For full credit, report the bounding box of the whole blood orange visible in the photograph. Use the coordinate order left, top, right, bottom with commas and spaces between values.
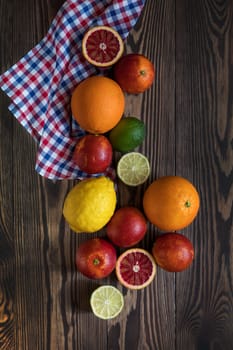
76, 238, 117, 279
82, 26, 124, 67
106, 206, 147, 248
143, 176, 200, 231
73, 134, 113, 174
152, 232, 194, 272
71, 76, 125, 134
113, 53, 155, 94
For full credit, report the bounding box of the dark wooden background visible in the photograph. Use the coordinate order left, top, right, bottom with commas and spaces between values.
0, 0, 233, 349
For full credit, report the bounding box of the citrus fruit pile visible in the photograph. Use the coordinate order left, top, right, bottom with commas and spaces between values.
61, 26, 200, 320
69, 26, 155, 182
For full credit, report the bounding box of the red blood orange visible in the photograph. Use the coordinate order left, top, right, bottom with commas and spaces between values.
115, 248, 156, 290
113, 53, 155, 94
76, 238, 117, 279
82, 26, 124, 67
106, 207, 147, 248
152, 233, 194, 272
73, 134, 113, 174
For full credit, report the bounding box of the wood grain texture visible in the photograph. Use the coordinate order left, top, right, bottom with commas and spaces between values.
175, 1, 233, 350
0, 0, 232, 349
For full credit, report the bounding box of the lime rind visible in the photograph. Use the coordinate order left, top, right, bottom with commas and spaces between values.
117, 152, 150, 186
90, 285, 124, 320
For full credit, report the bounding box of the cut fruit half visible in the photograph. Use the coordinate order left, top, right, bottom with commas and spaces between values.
117, 152, 150, 186
116, 248, 156, 290
82, 26, 124, 67
90, 285, 124, 320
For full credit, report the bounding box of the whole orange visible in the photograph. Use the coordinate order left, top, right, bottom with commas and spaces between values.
113, 54, 155, 94
71, 76, 125, 134
143, 176, 200, 231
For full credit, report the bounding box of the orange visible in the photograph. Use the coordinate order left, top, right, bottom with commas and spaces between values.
143, 176, 200, 231
71, 76, 125, 134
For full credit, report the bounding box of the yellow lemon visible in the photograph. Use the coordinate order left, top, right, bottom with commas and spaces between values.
63, 177, 117, 233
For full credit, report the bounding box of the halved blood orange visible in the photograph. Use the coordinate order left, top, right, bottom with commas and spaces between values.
82, 26, 124, 67
115, 248, 156, 290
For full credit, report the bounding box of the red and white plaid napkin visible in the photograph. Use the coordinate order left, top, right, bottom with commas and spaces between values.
0, 0, 145, 179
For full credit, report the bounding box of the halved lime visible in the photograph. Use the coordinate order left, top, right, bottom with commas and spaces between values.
117, 152, 150, 186
90, 285, 124, 320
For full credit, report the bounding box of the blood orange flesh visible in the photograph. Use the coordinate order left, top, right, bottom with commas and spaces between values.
116, 248, 156, 290
82, 26, 124, 67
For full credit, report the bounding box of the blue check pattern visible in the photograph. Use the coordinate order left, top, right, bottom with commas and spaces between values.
0, 0, 145, 179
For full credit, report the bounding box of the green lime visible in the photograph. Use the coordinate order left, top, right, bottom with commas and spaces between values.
109, 116, 145, 153
117, 152, 150, 186
90, 285, 124, 320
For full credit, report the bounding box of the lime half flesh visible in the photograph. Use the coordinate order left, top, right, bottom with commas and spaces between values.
90, 285, 124, 320
117, 152, 150, 186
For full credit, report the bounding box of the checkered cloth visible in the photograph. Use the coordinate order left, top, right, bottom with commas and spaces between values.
0, 0, 145, 179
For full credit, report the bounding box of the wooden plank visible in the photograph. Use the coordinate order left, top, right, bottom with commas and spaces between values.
10, 1, 51, 349
0, 1, 68, 349
0, 0, 16, 348
175, 1, 233, 349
